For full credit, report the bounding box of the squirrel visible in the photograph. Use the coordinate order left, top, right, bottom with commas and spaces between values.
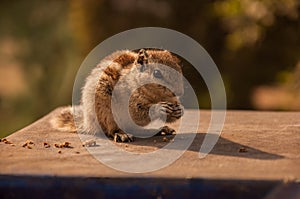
51, 49, 184, 142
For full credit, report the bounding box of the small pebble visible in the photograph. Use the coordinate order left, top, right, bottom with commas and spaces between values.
163, 137, 168, 142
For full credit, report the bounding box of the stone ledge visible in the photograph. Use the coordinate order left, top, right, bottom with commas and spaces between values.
0, 108, 299, 198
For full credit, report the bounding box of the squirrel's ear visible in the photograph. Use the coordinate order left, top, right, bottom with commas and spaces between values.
135, 49, 149, 72
136, 49, 148, 65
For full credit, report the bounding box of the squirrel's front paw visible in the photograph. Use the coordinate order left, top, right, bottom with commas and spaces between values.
159, 102, 184, 120
113, 131, 134, 142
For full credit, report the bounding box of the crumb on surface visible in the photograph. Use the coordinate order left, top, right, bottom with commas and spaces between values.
22, 140, 34, 148
54, 142, 72, 148
1, 138, 13, 144
43, 142, 51, 148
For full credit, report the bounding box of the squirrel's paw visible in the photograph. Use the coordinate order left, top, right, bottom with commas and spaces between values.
113, 131, 134, 142
156, 126, 176, 136
159, 102, 184, 119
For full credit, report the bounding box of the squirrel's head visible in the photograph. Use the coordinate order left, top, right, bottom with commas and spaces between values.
132, 48, 184, 99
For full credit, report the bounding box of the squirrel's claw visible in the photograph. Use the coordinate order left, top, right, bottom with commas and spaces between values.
156, 126, 176, 136
159, 102, 184, 119
114, 132, 134, 142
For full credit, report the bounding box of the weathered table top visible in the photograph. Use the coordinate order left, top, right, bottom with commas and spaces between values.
1, 108, 299, 181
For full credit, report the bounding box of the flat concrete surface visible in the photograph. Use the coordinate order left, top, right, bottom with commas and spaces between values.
0, 108, 300, 181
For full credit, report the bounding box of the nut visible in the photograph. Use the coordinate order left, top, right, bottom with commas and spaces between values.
82, 139, 96, 147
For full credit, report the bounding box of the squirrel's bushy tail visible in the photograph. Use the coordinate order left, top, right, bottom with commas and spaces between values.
50, 106, 83, 133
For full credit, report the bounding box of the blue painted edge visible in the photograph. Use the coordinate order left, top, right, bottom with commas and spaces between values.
0, 175, 281, 199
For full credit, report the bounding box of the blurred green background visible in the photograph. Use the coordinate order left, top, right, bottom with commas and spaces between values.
1, 0, 300, 137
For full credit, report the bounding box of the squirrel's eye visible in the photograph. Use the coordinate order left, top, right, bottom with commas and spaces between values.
153, 69, 163, 79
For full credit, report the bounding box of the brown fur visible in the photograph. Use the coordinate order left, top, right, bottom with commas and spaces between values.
114, 53, 136, 69
51, 49, 184, 142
